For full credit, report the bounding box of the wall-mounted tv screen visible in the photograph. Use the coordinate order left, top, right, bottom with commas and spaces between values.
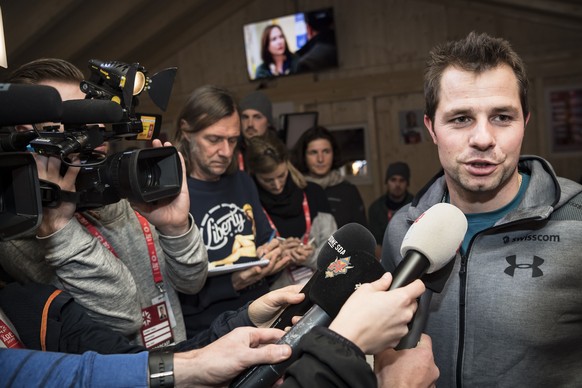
243, 8, 337, 81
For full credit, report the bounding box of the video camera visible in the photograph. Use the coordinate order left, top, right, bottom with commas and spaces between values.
0, 152, 41, 240
0, 60, 181, 213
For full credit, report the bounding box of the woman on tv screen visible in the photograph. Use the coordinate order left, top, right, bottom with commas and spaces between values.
255, 24, 298, 79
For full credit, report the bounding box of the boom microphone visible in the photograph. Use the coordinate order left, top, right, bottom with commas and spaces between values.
269, 223, 377, 330
231, 249, 385, 388
0, 83, 63, 126
390, 202, 467, 349
0, 131, 38, 152
61, 99, 124, 125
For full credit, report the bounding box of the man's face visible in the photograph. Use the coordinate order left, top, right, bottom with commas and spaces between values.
241, 108, 269, 140
425, 64, 528, 207
187, 111, 240, 181
386, 175, 408, 201
305, 138, 333, 177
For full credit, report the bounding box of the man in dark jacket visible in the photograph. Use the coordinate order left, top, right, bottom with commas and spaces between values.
368, 162, 413, 258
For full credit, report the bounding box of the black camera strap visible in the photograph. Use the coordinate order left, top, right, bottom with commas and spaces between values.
39, 180, 81, 208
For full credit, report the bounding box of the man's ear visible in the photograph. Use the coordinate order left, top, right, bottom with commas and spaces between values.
424, 115, 437, 144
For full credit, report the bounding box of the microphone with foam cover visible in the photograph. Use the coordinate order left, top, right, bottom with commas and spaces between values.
0, 83, 63, 126
0, 131, 38, 152
231, 249, 385, 388
269, 222, 377, 330
390, 202, 467, 349
61, 99, 124, 125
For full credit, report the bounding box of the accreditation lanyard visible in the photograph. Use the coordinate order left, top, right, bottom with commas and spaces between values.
75, 211, 165, 292
264, 192, 311, 244
0, 318, 25, 349
237, 151, 245, 171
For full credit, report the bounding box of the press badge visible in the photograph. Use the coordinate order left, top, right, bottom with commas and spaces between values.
140, 301, 174, 349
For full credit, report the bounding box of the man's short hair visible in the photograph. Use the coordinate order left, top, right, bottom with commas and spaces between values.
424, 31, 529, 124
7, 58, 84, 84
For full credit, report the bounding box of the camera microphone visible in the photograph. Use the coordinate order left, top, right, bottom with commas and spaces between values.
0, 131, 38, 152
61, 99, 124, 125
0, 83, 63, 126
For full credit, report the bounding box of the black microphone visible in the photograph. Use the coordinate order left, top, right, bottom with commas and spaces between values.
0, 131, 38, 152
0, 83, 63, 126
389, 203, 467, 349
269, 222, 377, 330
61, 99, 124, 125
231, 248, 385, 388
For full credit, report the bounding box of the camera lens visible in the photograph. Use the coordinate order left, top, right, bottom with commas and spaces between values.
138, 160, 161, 190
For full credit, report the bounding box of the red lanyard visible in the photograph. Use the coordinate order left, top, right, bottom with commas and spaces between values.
238, 151, 245, 171
264, 192, 311, 244
75, 211, 165, 292
75, 213, 120, 257
0, 318, 25, 349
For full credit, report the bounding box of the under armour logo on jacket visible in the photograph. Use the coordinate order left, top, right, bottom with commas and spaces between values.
504, 255, 544, 277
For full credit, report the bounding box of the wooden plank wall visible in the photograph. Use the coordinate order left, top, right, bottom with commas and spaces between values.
140, 0, 582, 209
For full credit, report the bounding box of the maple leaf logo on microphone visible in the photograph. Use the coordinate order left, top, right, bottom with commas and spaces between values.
325, 256, 354, 278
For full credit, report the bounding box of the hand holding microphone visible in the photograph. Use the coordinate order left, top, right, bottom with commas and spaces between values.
329, 272, 425, 355
231, 230, 385, 388
390, 202, 468, 349
269, 223, 377, 331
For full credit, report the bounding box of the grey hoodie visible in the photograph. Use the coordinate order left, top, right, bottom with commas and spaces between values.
382, 156, 582, 387
0, 199, 207, 345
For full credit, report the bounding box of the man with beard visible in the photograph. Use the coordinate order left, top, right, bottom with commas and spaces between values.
237, 90, 278, 171
368, 162, 413, 258
382, 32, 582, 386
173, 85, 290, 337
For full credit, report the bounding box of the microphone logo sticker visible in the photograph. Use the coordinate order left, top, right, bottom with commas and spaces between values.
325, 256, 354, 278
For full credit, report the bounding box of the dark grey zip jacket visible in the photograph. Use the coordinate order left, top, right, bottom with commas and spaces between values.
382, 156, 582, 388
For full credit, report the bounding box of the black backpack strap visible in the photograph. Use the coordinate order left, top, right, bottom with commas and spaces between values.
0, 282, 73, 351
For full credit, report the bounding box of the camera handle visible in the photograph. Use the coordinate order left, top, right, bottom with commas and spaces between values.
39, 179, 81, 208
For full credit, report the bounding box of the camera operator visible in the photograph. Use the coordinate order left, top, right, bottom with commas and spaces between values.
0, 58, 207, 347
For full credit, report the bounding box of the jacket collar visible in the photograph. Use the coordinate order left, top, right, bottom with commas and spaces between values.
408, 156, 564, 225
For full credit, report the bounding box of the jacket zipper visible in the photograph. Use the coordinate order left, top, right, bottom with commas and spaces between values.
454, 217, 539, 388
456, 252, 468, 388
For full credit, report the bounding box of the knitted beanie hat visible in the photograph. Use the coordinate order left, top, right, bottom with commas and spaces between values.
239, 91, 274, 126
385, 162, 410, 182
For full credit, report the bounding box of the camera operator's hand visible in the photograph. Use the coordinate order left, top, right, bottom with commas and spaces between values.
34, 154, 80, 237
173, 327, 291, 386
130, 139, 191, 236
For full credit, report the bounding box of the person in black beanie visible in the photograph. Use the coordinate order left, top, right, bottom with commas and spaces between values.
368, 162, 413, 258
237, 90, 279, 171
